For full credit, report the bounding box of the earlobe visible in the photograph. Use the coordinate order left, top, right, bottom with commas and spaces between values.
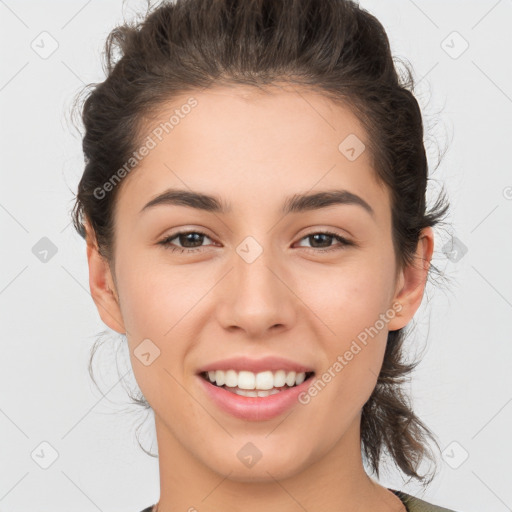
387, 227, 434, 332
84, 221, 126, 334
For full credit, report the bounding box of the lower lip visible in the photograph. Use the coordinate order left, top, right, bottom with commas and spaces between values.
197, 374, 314, 421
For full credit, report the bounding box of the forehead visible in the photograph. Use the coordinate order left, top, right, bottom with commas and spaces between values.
116, 83, 390, 222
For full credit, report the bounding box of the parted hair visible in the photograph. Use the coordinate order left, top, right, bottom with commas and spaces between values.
71, 0, 450, 483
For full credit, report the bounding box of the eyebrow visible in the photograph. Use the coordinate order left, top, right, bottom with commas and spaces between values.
139, 188, 375, 218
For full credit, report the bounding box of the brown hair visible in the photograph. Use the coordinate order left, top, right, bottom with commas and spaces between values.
71, 0, 450, 484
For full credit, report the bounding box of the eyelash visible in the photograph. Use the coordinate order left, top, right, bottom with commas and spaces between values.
157, 230, 354, 254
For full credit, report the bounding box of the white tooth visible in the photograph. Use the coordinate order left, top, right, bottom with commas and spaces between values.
295, 372, 306, 385
225, 386, 282, 397
255, 371, 274, 390
285, 371, 296, 386
225, 369, 238, 387
273, 370, 286, 387
215, 370, 225, 386
238, 370, 256, 390
207, 369, 309, 389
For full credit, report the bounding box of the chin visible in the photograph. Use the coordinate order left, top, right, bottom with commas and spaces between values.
203, 444, 312, 483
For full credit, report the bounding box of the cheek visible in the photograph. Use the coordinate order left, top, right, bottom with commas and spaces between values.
115, 252, 193, 337
114, 260, 198, 412
298, 253, 396, 339
113, 253, 194, 380
297, 253, 394, 402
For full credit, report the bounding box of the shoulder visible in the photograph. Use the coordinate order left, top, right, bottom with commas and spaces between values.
394, 490, 461, 512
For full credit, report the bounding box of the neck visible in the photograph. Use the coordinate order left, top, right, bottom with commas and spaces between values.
152, 413, 403, 512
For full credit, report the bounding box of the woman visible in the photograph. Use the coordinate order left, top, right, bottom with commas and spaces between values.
71, 0, 458, 510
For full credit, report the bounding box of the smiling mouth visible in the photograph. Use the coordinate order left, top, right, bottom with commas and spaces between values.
199, 370, 316, 397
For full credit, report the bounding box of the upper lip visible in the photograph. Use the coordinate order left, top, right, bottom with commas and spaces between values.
196, 356, 315, 374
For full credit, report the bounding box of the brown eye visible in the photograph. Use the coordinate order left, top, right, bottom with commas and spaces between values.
158, 231, 213, 253
295, 231, 354, 253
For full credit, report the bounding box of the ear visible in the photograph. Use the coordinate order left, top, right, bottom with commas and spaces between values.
387, 226, 435, 331
84, 220, 126, 334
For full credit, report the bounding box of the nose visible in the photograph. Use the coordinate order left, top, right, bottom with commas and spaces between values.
215, 244, 298, 339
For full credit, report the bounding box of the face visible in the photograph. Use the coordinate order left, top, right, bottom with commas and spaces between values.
87, 83, 431, 484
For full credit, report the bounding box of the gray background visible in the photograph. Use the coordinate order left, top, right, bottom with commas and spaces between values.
1, 0, 511, 510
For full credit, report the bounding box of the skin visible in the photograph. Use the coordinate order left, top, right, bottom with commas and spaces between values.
85, 83, 434, 512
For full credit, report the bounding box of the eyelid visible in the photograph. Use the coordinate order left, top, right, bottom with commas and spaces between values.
158, 229, 214, 247
157, 227, 354, 254
293, 230, 354, 252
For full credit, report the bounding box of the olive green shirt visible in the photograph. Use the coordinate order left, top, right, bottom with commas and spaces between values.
391, 489, 459, 511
